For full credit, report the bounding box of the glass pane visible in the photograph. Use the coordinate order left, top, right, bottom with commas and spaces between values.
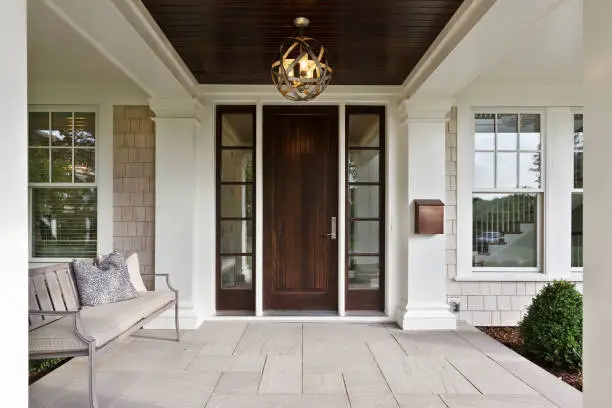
571, 193, 583, 268
31, 188, 97, 258
74, 112, 95, 146
497, 114, 518, 133
519, 132, 540, 151
51, 149, 72, 182
349, 186, 379, 218
348, 150, 379, 182
221, 255, 253, 289
51, 112, 73, 146
474, 152, 494, 189
29, 148, 49, 182
519, 152, 541, 189
472, 193, 538, 268
220, 220, 253, 253
574, 151, 583, 189
574, 114, 584, 150
496, 152, 517, 188
29, 112, 50, 146
497, 132, 517, 151
349, 220, 379, 254
220, 185, 253, 218
348, 114, 379, 147
221, 113, 253, 146
221, 150, 253, 182
520, 114, 541, 133
348, 256, 380, 290
74, 149, 95, 183
475, 133, 495, 151
475, 113, 495, 133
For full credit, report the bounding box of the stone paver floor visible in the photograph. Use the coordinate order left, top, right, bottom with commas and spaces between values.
29, 322, 582, 408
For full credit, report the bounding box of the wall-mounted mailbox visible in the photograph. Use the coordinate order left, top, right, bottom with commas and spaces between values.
414, 199, 445, 234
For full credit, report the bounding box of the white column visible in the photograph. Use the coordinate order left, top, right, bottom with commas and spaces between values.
544, 108, 573, 279
396, 100, 456, 330
584, 1, 612, 406
148, 98, 204, 329
0, 0, 27, 404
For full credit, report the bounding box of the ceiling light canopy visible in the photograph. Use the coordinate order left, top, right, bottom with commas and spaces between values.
271, 17, 332, 101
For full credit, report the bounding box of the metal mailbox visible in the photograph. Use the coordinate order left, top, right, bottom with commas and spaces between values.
414, 199, 445, 234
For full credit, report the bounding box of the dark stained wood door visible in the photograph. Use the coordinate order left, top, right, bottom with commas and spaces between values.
263, 106, 338, 310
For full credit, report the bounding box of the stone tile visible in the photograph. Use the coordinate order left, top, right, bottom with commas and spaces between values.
207, 394, 350, 408
455, 325, 525, 362
214, 372, 261, 394
440, 395, 557, 408
349, 393, 399, 408
369, 342, 478, 395
44, 371, 140, 408
234, 323, 302, 356
108, 371, 220, 408
395, 394, 448, 408
98, 339, 200, 372
258, 355, 302, 394
392, 331, 478, 358
187, 354, 266, 373
301, 394, 351, 408
445, 352, 536, 395
181, 321, 248, 354
343, 370, 392, 397
497, 361, 583, 408
303, 369, 346, 394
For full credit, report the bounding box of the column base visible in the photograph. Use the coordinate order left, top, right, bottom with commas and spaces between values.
396, 303, 457, 331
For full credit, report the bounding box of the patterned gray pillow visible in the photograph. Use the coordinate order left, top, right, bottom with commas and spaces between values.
72, 251, 138, 306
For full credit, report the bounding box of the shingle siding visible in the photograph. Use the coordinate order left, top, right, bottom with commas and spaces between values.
113, 106, 156, 290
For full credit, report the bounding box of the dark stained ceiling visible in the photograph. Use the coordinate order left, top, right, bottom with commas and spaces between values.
141, 0, 464, 85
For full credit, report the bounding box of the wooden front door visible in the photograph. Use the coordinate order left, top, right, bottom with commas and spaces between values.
263, 106, 339, 310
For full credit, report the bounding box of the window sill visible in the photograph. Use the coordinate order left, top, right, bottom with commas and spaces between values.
455, 272, 583, 282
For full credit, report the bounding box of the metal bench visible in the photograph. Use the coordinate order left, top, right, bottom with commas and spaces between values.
28, 263, 179, 408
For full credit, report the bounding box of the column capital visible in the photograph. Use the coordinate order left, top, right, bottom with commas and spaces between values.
148, 98, 206, 125
398, 98, 452, 124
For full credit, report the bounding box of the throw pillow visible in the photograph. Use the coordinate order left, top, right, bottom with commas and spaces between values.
98, 251, 147, 292
73, 251, 138, 306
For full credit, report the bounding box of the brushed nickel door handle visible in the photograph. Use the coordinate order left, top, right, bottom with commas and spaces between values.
324, 217, 337, 240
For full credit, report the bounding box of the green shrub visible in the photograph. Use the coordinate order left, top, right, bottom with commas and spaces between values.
519, 281, 582, 371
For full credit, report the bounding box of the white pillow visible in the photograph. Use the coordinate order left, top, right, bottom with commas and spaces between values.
126, 253, 147, 292
98, 252, 147, 292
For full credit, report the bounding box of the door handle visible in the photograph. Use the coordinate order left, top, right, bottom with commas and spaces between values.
324, 216, 337, 240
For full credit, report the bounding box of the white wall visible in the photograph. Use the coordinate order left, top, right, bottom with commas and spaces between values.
0, 1, 28, 404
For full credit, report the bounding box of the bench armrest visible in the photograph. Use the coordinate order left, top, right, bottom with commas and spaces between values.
140, 273, 178, 293
29, 309, 95, 344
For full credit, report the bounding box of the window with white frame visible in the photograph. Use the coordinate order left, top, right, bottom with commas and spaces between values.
572, 113, 583, 269
28, 109, 97, 259
472, 112, 542, 270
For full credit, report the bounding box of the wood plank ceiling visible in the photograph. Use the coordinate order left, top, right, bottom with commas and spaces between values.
141, 0, 464, 85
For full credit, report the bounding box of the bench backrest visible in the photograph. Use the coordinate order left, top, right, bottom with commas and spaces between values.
29, 263, 80, 329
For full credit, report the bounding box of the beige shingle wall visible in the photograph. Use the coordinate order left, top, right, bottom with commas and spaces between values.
113, 106, 156, 290
444, 107, 583, 326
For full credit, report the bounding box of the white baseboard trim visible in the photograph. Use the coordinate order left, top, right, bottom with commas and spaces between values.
396, 303, 457, 330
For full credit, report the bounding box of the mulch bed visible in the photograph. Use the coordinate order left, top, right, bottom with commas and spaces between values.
477, 326, 582, 391
29, 358, 71, 385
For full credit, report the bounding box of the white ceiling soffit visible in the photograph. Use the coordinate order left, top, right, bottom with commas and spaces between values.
41, 0, 197, 99
28, 0, 128, 82
476, 0, 582, 86
407, 0, 565, 101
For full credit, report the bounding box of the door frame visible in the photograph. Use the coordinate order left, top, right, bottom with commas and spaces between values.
214, 101, 388, 316
261, 105, 340, 311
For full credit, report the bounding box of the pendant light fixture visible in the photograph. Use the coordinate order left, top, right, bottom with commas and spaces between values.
271, 17, 332, 101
